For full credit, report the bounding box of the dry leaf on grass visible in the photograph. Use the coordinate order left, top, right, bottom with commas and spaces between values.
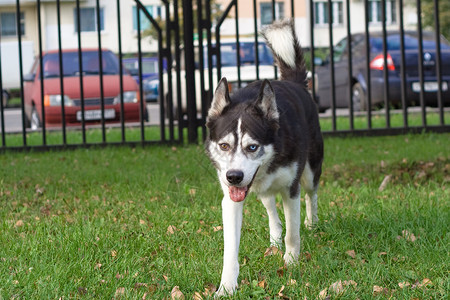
373, 285, 389, 296
258, 279, 267, 288
329, 280, 344, 294
401, 229, 417, 242
202, 284, 216, 297
264, 246, 283, 257
398, 281, 410, 289
213, 226, 222, 232
193, 291, 203, 300
171, 286, 185, 300
346, 250, 356, 259
114, 287, 125, 298
14, 220, 24, 228
318, 288, 328, 299
167, 225, 178, 235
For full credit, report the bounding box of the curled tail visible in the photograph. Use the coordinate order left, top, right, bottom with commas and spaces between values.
261, 19, 307, 86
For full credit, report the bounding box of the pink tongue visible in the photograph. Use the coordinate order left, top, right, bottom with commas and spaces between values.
229, 186, 248, 202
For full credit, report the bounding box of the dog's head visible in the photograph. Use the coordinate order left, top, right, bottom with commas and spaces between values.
205, 78, 279, 202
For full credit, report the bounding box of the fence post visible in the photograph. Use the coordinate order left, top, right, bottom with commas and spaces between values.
182, 0, 198, 143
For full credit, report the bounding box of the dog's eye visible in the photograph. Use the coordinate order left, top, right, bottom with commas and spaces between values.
246, 144, 259, 152
219, 143, 231, 151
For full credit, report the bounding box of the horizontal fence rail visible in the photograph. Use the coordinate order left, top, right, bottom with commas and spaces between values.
0, 0, 448, 152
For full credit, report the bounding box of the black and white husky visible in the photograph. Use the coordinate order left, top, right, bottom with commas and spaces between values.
205, 19, 324, 296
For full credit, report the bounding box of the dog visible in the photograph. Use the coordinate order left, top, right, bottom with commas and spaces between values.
205, 19, 324, 296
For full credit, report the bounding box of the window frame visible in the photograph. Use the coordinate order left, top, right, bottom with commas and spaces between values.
368, 0, 397, 25
314, 0, 344, 27
0, 11, 25, 37
260, 2, 285, 26
74, 7, 105, 33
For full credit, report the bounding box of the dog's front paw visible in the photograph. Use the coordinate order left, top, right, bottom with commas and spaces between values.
214, 282, 237, 298
283, 252, 299, 265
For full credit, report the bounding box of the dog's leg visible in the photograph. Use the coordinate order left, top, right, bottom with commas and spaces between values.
216, 197, 244, 296
304, 186, 318, 229
261, 196, 283, 247
281, 189, 301, 264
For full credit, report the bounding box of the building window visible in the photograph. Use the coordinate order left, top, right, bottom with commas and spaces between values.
1, 12, 25, 37
74, 7, 104, 32
133, 5, 164, 31
369, 0, 396, 24
260, 2, 285, 26
314, 1, 343, 26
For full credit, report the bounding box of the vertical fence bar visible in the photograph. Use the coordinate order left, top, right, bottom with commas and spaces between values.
364, 0, 372, 129
164, 0, 174, 142
174, 0, 183, 143
0, 19, 5, 147
309, 0, 316, 107
271, 0, 278, 80
327, 0, 336, 131
183, 0, 198, 143
253, 0, 260, 80
16, 0, 26, 146
215, 1, 237, 81
76, 0, 86, 145
381, 0, 390, 128
345, 0, 353, 130
291, 0, 294, 18
432, 0, 444, 125
235, 1, 241, 88
398, 0, 408, 128
95, 0, 106, 143
136, 1, 166, 142
205, 0, 214, 124
37, 0, 46, 145
136, 7, 145, 144
56, 0, 67, 145
197, 0, 207, 140
116, 0, 125, 143
416, 0, 426, 126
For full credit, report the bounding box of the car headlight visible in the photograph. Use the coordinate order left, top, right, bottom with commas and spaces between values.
113, 91, 139, 104
44, 94, 74, 107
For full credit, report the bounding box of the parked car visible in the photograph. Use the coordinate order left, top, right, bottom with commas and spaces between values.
23, 49, 147, 130
2, 89, 9, 108
314, 31, 450, 111
122, 57, 163, 102
156, 39, 277, 117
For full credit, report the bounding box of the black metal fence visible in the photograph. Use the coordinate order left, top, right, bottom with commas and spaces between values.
0, 0, 448, 152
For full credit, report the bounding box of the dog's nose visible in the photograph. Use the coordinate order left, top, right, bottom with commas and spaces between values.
226, 170, 244, 185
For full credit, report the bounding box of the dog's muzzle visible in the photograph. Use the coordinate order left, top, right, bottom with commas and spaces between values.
225, 168, 259, 202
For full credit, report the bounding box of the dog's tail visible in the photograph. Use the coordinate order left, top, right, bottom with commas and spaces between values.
261, 19, 307, 86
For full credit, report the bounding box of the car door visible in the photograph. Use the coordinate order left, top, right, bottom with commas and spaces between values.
332, 37, 351, 107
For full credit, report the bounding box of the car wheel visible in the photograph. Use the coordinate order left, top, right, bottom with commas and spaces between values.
352, 83, 367, 111
30, 107, 41, 130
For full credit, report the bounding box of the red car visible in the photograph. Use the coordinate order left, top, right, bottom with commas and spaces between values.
23, 49, 146, 129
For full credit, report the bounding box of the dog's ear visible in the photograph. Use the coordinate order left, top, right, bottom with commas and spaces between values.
256, 80, 279, 121
207, 77, 230, 124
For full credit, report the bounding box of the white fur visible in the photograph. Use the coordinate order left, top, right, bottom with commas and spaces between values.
264, 28, 296, 68
301, 163, 318, 228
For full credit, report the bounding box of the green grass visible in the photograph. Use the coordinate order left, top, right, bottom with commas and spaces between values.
0, 133, 449, 298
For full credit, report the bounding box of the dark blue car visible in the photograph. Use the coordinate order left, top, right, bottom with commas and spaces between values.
314, 31, 450, 111
123, 57, 162, 102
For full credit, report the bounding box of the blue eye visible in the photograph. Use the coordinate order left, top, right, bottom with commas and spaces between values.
246, 144, 259, 152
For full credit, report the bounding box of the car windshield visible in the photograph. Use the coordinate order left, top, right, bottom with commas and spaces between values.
41, 50, 120, 78
370, 34, 450, 51
205, 42, 274, 67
